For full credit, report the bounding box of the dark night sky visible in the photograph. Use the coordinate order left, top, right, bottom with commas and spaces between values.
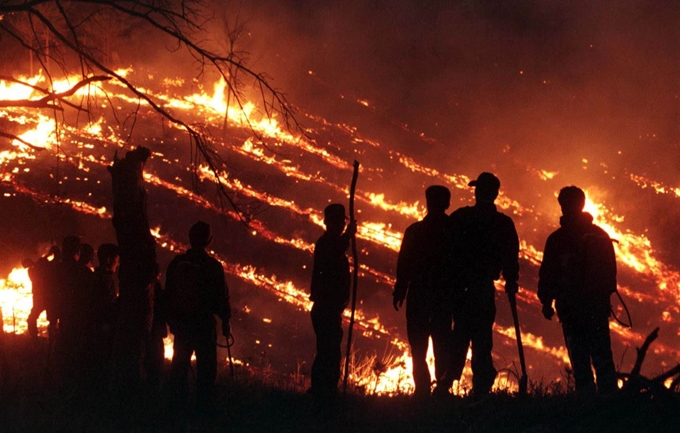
225, 0, 680, 253
236, 0, 679, 150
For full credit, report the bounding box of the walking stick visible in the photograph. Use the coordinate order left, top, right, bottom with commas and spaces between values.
217, 333, 236, 379
342, 160, 360, 395
508, 291, 528, 395
226, 333, 235, 380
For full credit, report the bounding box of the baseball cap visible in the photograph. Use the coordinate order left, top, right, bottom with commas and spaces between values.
468, 172, 501, 191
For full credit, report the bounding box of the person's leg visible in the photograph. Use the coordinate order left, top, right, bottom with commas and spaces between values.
449, 317, 471, 386
168, 332, 195, 405
27, 305, 43, 338
589, 315, 617, 394
195, 331, 217, 408
470, 303, 496, 394
431, 309, 453, 390
326, 310, 344, 393
407, 301, 432, 396
562, 320, 596, 394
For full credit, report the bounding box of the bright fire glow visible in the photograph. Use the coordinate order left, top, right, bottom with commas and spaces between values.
1, 69, 679, 395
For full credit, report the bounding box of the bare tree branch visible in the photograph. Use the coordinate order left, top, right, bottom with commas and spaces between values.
0, 74, 110, 108
0, 0, 304, 223
0, 131, 48, 151
652, 364, 680, 383
631, 327, 659, 377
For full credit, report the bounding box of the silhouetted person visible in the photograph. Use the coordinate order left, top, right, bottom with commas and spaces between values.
79, 243, 95, 270
146, 267, 168, 394
538, 186, 618, 395
393, 185, 454, 397
23, 257, 38, 335
309, 203, 356, 399
53, 235, 94, 387
90, 243, 120, 386
166, 221, 231, 410
25, 245, 61, 339
92, 243, 120, 343
448, 172, 519, 395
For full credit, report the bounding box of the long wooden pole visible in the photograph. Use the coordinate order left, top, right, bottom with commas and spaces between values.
508, 292, 528, 395
342, 160, 360, 395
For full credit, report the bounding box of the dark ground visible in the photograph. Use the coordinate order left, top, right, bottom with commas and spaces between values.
1, 335, 679, 433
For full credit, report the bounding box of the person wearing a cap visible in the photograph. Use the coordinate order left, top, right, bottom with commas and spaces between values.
447, 172, 520, 395
165, 220, 231, 411
309, 203, 357, 399
393, 185, 454, 398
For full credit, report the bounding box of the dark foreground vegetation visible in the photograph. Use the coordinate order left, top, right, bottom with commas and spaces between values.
1, 335, 678, 433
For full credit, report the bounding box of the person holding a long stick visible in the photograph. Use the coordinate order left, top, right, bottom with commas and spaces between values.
448, 173, 520, 396
309, 203, 356, 400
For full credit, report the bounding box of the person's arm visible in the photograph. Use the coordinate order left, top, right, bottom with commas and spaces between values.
214, 260, 232, 337
393, 225, 415, 311
341, 220, 357, 249
594, 227, 617, 295
501, 217, 520, 295
537, 235, 558, 319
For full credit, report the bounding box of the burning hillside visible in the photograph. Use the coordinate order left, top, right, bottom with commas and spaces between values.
1, 65, 679, 394
1, 0, 679, 396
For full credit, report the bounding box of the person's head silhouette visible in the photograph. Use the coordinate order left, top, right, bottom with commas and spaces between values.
469, 172, 500, 203
323, 203, 347, 236
425, 185, 451, 214
189, 221, 213, 249
557, 186, 586, 218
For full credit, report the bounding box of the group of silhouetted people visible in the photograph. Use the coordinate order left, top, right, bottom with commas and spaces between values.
309, 172, 618, 400
23, 221, 231, 412
24, 237, 122, 390
393, 172, 521, 397
23, 173, 617, 412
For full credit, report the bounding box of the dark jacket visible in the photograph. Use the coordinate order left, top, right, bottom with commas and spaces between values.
393, 212, 452, 304
310, 231, 351, 310
28, 257, 51, 307
448, 202, 520, 293
54, 258, 94, 330
538, 212, 616, 321
165, 248, 231, 332
91, 266, 118, 331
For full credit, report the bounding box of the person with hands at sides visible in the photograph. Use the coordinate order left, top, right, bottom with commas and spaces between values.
393, 185, 454, 398
538, 186, 618, 395
165, 221, 232, 412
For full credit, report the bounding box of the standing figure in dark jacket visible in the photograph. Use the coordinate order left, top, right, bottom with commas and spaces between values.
393, 185, 453, 397
448, 173, 519, 395
92, 243, 120, 344
309, 203, 356, 398
53, 235, 94, 386
90, 243, 120, 385
166, 221, 231, 409
79, 243, 95, 270
538, 186, 618, 394
146, 267, 168, 394
25, 245, 61, 339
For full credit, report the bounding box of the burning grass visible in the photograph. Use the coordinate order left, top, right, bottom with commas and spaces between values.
2, 66, 680, 409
